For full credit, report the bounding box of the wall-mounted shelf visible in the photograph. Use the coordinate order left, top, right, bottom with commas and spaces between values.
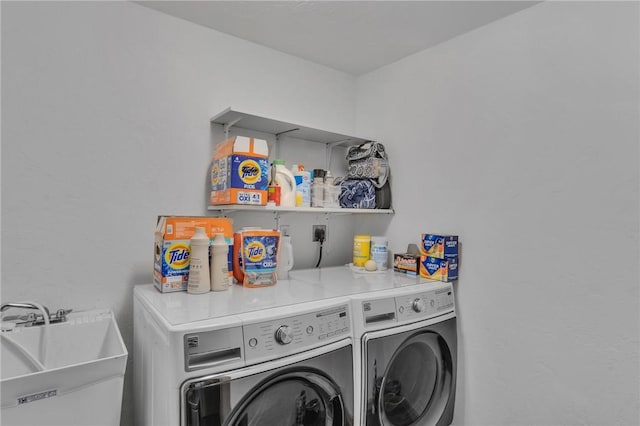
209, 107, 393, 219
208, 205, 394, 215
211, 107, 373, 146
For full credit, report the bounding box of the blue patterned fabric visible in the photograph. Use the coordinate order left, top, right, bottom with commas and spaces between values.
339, 179, 376, 209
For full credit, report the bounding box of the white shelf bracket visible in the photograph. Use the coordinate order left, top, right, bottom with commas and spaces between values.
274, 212, 281, 230
223, 117, 243, 139
326, 139, 351, 171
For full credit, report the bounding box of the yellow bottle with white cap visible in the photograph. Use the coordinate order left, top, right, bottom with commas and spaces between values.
353, 235, 371, 267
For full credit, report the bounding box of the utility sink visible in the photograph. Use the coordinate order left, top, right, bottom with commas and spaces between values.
1, 309, 127, 426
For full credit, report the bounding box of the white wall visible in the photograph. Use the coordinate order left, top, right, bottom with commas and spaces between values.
4, 2, 639, 426
1, 2, 364, 424
357, 2, 639, 425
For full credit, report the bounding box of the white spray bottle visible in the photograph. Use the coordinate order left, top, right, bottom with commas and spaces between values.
276, 227, 294, 280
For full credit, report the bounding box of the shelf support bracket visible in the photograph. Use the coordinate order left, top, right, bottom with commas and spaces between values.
274, 212, 281, 230
223, 118, 243, 139
326, 139, 352, 171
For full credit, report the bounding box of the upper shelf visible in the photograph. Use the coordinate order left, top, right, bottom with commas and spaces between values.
211, 108, 373, 145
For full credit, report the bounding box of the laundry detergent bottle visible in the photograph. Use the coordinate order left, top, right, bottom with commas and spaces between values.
272, 160, 296, 207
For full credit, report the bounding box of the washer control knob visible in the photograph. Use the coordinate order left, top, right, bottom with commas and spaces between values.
275, 325, 294, 345
412, 298, 425, 313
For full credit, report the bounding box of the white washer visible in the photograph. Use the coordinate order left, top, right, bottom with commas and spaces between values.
133, 281, 355, 426
352, 283, 457, 426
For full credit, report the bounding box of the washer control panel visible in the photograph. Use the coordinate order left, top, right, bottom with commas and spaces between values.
396, 287, 454, 323
243, 304, 350, 364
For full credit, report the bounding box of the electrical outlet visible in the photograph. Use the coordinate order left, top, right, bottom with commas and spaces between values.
312, 225, 327, 242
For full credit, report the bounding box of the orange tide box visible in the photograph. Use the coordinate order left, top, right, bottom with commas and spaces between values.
209, 136, 269, 206
154, 216, 234, 293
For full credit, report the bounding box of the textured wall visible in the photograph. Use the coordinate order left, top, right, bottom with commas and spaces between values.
1, 2, 360, 424
356, 2, 639, 424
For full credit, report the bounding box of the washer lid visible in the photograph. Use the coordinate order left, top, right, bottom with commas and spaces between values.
135, 279, 344, 326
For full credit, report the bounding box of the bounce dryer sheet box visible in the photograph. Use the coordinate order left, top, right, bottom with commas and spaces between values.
209, 136, 269, 206
419, 256, 458, 282
154, 216, 234, 293
393, 253, 419, 276
420, 234, 459, 259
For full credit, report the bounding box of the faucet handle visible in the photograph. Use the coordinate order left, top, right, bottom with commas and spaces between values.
1, 304, 71, 328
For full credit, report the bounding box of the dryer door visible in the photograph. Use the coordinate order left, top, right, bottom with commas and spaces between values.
186, 368, 344, 426
364, 318, 456, 426
226, 367, 344, 426
183, 342, 352, 426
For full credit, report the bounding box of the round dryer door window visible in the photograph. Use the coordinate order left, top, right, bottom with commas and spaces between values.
226, 368, 345, 426
378, 332, 453, 426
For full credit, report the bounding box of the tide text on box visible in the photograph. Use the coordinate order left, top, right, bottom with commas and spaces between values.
154, 216, 233, 293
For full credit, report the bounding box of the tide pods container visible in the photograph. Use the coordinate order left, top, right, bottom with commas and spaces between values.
154, 216, 233, 293
209, 136, 269, 206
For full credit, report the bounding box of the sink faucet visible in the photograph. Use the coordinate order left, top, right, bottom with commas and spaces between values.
1, 302, 70, 327
1, 302, 50, 317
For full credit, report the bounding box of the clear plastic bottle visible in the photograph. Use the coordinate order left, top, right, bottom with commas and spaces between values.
311, 169, 325, 207
187, 227, 210, 294
324, 171, 339, 207
210, 233, 229, 291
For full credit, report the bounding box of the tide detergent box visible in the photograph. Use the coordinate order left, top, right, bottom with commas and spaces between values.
419, 256, 458, 282
420, 234, 458, 259
154, 216, 234, 293
209, 136, 269, 206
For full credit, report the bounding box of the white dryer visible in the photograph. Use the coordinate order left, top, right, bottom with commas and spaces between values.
352, 283, 457, 426
133, 282, 355, 426
288, 266, 456, 426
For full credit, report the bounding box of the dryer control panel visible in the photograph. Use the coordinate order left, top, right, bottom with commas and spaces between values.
362, 285, 454, 328
243, 304, 350, 364
395, 287, 454, 323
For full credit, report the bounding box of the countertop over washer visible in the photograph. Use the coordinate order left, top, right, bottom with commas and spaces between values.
134, 266, 448, 326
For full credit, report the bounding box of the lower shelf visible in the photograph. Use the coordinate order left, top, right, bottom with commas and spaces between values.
207, 205, 394, 214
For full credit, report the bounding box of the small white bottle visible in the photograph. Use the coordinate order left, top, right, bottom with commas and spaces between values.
324, 171, 337, 207
311, 169, 324, 207
371, 236, 389, 270
210, 233, 229, 291
187, 227, 211, 294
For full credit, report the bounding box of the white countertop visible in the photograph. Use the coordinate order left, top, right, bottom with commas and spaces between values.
134, 265, 446, 326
